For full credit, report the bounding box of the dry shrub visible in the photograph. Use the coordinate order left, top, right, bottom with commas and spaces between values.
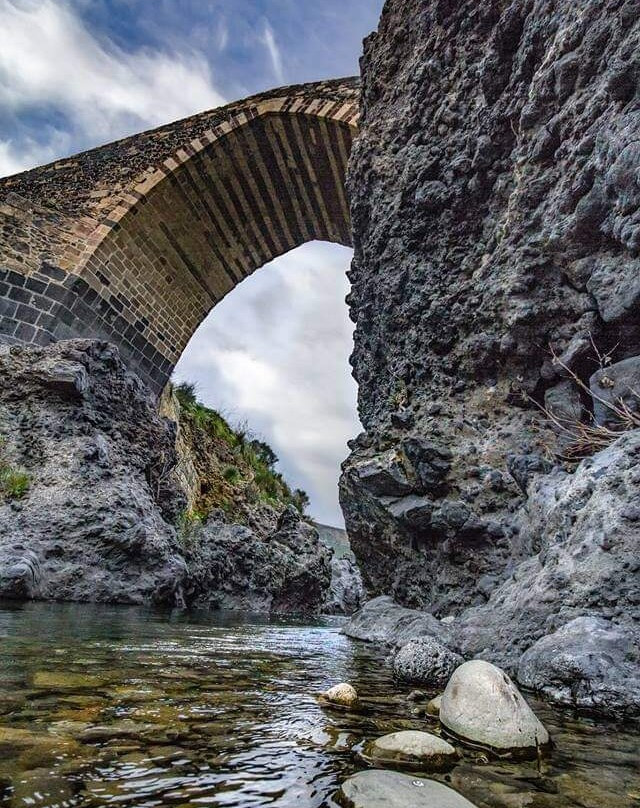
532, 343, 640, 461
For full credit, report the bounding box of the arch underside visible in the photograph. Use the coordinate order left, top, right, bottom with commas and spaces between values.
0, 79, 358, 392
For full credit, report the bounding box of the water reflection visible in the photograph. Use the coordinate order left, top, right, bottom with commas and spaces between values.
0, 600, 638, 807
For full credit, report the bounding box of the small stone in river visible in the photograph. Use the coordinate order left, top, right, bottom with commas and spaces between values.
440, 660, 549, 755
33, 670, 105, 690
367, 730, 458, 770
393, 636, 463, 686
320, 682, 359, 709
336, 770, 478, 808
426, 694, 442, 716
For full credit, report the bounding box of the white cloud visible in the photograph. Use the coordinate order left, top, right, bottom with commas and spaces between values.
0, 0, 225, 173
261, 21, 284, 84
173, 242, 360, 526
217, 18, 229, 52
0, 129, 74, 177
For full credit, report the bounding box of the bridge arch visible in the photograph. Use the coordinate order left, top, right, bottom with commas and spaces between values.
0, 79, 358, 392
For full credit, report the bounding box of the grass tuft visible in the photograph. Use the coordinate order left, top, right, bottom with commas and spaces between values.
532, 341, 640, 461
0, 438, 30, 501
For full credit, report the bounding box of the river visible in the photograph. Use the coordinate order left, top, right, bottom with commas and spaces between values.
0, 601, 638, 807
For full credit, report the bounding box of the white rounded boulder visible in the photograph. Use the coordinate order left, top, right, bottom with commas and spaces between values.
440, 660, 549, 754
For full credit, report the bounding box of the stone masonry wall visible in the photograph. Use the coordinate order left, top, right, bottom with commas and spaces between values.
0, 80, 359, 392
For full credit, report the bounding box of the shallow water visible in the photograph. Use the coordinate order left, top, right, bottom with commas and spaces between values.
0, 601, 638, 808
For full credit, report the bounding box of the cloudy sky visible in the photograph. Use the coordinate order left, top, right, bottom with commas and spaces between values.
0, 0, 383, 525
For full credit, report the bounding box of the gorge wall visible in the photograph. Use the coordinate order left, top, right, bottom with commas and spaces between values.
0, 339, 338, 613
340, 0, 640, 711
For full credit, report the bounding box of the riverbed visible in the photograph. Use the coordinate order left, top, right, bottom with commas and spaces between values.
0, 601, 638, 807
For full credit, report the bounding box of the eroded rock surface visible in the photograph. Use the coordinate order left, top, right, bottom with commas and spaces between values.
323, 555, 365, 615
517, 616, 640, 715
0, 341, 332, 612
392, 636, 462, 687
339, 0, 640, 717
183, 505, 332, 612
341, 0, 640, 607
0, 340, 187, 605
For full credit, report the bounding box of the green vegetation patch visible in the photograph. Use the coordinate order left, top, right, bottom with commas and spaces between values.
173, 382, 309, 516
0, 438, 30, 501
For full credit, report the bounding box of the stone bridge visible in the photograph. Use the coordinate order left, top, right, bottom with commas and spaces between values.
0, 78, 359, 392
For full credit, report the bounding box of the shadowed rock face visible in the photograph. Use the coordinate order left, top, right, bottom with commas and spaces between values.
341, 0, 640, 615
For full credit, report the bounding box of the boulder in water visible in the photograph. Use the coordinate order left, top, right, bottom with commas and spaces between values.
336, 770, 477, 808
517, 616, 640, 716
440, 660, 549, 755
366, 730, 458, 770
393, 636, 462, 686
319, 682, 359, 709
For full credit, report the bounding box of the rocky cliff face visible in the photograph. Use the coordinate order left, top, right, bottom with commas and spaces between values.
342, 0, 640, 605
0, 340, 332, 612
340, 0, 640, 713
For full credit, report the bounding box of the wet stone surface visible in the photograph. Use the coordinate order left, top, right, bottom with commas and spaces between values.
0, 600, 638, 808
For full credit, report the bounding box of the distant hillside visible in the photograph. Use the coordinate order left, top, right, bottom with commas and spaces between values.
314, 523, 353, 560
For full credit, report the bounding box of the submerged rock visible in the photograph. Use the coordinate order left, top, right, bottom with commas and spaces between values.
426, 695, 442, 717
440, 661, 549, 755
33, 671, 106, 690
336, 771, 477, 808
393, 636, 462, 687
320, 683, 359, 709
366, 730, 458, 770
517, 617, 640, 717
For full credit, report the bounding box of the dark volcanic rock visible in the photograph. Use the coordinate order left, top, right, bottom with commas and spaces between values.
343, 595, 450, 646
455, 429, 640, 671
517, 616, 640, 716
590, 355, 640, 427
344, 429, 640, 715
0, 340, 188, 605
323, 555, 364, 615
392, 636, 463, 687
0, 341, 332, 612
182, 505, 332, 613
339, 0, 640, 715
341, 0, 640, 618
